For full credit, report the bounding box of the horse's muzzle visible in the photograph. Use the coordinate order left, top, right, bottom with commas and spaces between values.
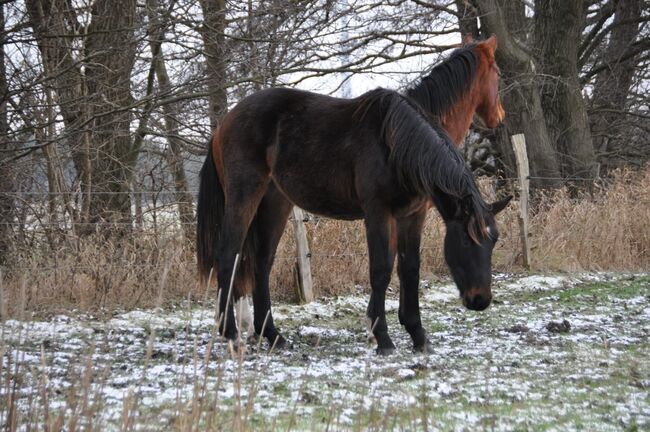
463, 289, 492, 311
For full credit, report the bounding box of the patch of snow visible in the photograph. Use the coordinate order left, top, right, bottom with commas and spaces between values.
298, 325, 352, 339
502, 275, 577, 292
423, 283, 458, 302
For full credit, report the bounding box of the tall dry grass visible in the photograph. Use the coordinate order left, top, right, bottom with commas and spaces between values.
0, 234, 203, 317
530, 168, 650, 270
0, 168, 648, 317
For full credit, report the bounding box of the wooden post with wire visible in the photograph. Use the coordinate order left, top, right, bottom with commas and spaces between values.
0, 269, 5, 321
511, 134, 531, 269
291, 207, 314, 303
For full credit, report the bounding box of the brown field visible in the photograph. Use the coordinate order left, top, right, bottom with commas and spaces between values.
1, 168, 649, 317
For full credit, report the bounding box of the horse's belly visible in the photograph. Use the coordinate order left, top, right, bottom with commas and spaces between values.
295, 198, 364, 221
271, 173, 364, 220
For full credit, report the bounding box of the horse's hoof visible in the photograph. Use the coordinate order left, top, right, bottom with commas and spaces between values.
414, 342, 435, 354
376, 346, 396, 356
247, 333, 261, 344
227, 338, 247, 355
269, 334, 289, 352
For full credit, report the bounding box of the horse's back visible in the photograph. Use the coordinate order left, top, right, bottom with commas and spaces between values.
217, 87, 390, 220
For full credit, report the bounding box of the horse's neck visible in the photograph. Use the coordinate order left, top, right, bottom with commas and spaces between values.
439, 89, 479, 146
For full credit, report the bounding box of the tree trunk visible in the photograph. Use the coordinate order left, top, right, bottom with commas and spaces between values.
589, 0, 642, 172
499, 0, 527, 43
25, 0, 91, 221
27, 0, 139, 232
454, 0, 480, 40
534, 0, 597, 182
199, 0, 229, 129
146, 0, 195, 243
475, 0, 561, 188
0, 4, 13, 264
83, 0, 138, 230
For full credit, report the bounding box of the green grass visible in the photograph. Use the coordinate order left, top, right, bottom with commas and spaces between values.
511, 274, 649, 304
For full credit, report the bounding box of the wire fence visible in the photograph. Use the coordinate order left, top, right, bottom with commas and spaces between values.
0, 175, 617, 198
0, 171, 641, 275
0, 184, 477, 278
0, 173, 640, 237
2, 166, 649, 313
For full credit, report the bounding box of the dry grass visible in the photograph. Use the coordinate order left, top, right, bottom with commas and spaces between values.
530, 168, 650, 271
1, 168, 649, 317
0, 235, 203, 318
3, 274, 649, 431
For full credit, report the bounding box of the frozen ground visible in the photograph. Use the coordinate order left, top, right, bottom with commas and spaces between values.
1, 273, 649, 430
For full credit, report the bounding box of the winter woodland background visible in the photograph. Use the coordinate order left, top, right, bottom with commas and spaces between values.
0, 0, 648, 312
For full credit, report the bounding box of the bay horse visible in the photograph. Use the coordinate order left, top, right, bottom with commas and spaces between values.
197, 36, 511, 354
406, 35, 505, 145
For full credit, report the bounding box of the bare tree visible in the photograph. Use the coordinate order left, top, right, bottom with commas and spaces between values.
26, 0, 139, 230
589, 0, 644, 172
475, 0, 562, 187
0, 4, 12, 264
146, 0, 195, 242
534, 0, 597, 182
0, 0, 646, 265
199, 0, 229, 128
83, 0, 138, 227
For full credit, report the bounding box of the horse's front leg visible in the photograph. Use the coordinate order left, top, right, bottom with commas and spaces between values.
397, 209, 434, 353
364, 210, 397, 355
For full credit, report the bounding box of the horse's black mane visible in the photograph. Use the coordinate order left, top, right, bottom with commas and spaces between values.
405, 45, 479, 118
357, 88, 489, 236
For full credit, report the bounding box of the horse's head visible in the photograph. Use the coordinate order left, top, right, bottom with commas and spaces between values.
443, 194, 512, 311
468, 35, 505, 129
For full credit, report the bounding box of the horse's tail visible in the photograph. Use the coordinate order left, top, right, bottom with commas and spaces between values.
196, 134, 255, 298
196, 137, 223, 285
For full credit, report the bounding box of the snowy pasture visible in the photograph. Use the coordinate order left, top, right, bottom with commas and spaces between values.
2, 273, 649, 430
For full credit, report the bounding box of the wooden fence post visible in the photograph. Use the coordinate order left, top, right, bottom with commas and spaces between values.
291, 207, 314, 303
511, 134, 531, 269
0, 269, 5, 321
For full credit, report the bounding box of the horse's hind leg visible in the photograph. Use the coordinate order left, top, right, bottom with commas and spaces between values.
216, 174, 269, 341
397, 209, 433, 353
251, 184, 293, 349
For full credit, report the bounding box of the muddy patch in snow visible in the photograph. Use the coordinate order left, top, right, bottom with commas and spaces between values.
2, 273, 649, 430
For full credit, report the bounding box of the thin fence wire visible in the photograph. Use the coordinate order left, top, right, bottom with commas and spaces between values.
0, 176, 610, 197
0, 174, 605, 274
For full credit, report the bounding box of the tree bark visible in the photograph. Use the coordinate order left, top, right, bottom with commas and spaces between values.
146, 0, 195, 243
455, 0, 480, 40
27, 0, 139, 231
475, 0, 561, 188
25, 0, 92, 221
589, 0, 642, 172
534, 0, 597, 181
83, 0, 138, 229
199, 0, 229, 129
0, 4, 13, 264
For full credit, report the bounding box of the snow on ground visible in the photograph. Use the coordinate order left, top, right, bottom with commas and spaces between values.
1, 273, 649, 430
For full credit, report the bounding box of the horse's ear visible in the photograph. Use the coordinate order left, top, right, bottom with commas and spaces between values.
489, 195, 512, 215
484, 35, 497, 54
